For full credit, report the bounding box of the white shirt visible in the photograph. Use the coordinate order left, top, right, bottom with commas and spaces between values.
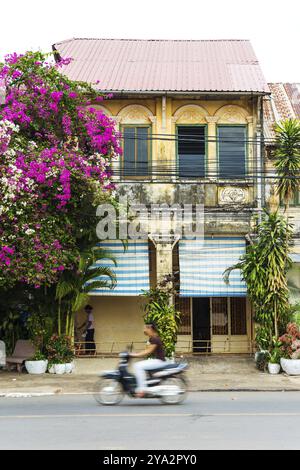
87, 312, 94, 329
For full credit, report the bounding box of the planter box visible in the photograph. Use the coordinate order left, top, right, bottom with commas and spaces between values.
25, 360, 48, 375
280, 358, 300, 375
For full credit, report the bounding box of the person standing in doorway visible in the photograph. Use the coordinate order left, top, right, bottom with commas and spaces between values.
84, 305, 96, 355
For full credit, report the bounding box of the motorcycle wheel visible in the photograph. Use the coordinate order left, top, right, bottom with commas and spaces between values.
159, 376, 187, 405
93, 378, 124, 406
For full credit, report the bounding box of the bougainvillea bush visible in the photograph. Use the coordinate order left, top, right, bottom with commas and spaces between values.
279, 323, 300, 359
0, 51, 121, 288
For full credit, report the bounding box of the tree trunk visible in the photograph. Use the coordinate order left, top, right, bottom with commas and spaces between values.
274, 300, 278, 339
58, 300, 61, 336
68, 314, 75, 343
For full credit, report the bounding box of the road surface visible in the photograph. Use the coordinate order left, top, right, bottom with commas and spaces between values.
0, 391, 299, 450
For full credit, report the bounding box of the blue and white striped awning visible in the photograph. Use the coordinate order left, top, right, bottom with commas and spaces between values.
291, 253, 300, 263
90, 240, 150, 296
179, 236, 247, 297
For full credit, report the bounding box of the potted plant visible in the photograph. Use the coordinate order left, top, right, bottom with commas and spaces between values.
267, 338, 282, 374
48, 358, 65, 374
141, 283, 181, 359
54, 360, 66, 375
46, 334, 75, 374
25, 313, 51, 375
254, 326, 270, 371
48, 362, 56, 374
64, 348, 75, 374
279, 323, 300, 375
25, 351, 48, 374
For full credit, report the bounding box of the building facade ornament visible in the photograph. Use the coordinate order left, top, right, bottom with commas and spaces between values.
205, 116, 220, 124
117, 104, 154, 124
148, 116, 157, 124
173, 104, 208, 124
214, 105, 249, 124
219, 187, 248, 205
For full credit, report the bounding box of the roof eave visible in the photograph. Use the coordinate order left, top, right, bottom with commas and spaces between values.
96, 89, 271, 97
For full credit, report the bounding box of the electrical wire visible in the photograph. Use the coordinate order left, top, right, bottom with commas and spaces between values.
117, 133, 279, 144
107, 132, 300, 182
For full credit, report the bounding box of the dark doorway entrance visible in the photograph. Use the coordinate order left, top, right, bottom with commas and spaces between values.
192, 298, 211, 353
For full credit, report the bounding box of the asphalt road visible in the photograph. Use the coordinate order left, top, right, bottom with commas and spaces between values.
0, 392, 300, 450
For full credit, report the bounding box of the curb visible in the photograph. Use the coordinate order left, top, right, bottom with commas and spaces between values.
0, 392, 56, 398
2, 388, 300, 397
188, 388, 300, 392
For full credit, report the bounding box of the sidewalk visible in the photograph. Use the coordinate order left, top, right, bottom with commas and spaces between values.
1, 356, 300, 396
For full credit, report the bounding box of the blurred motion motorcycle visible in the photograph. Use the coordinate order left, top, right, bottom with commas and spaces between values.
94, 351, 188, 405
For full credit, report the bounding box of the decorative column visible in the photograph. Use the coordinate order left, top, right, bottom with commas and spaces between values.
149, 116, 157, 181
155, 242, 173, 286
112, 116, 122, 181
246, 116, 254, 175
171, 116, 179, 183
205, 116, 219, 179
149, 235, 179, 302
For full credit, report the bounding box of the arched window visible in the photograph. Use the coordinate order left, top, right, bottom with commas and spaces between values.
117, 105, 155, 177
173, 105, 209, 178
214, 105, 250, 179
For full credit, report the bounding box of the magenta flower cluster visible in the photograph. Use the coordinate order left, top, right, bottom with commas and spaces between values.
0, 51, 121, 288
0, 246, 14, 266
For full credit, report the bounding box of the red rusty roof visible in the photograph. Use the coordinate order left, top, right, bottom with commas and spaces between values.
264, 83, 300, 140
52, 38, 269, 94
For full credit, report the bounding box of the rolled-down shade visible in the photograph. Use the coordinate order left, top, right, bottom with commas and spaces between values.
179, 237, 247, 297
89, 240, 150, 296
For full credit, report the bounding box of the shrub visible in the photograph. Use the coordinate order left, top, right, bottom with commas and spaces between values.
141, 286, 181, 358
46, 334, 75, 364
279, 323, 300, 359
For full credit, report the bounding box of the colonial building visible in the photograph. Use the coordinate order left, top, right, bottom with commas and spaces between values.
53, 38, 270, 354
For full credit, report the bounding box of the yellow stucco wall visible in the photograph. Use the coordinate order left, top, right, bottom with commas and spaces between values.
77, 296, 190, 353
77, 296, 147, 353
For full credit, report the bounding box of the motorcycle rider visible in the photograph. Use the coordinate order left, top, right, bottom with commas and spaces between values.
130, 322, 166, 398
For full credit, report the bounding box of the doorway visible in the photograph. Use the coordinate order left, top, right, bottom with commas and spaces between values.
192, 298, 211, 353
192, 297, 249, 353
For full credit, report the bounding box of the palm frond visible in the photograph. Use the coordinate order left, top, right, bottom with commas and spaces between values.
84, 279, 115, 293
56, 281, 75, 300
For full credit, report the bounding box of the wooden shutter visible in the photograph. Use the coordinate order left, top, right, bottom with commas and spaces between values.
218, 126, 246, 178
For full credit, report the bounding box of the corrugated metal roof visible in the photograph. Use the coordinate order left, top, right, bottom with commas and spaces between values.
264, 83, 300, 140
53, 38, 270, 94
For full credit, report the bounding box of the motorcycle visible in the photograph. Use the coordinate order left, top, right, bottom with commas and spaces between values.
94, 351, 188, 405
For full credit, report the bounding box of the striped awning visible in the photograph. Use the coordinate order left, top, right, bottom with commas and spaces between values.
90, 240, 150, 296
291, 253, 300, 263
179, 236, 247, 297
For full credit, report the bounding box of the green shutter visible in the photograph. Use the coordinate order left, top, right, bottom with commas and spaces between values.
218, 126, 246, 178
